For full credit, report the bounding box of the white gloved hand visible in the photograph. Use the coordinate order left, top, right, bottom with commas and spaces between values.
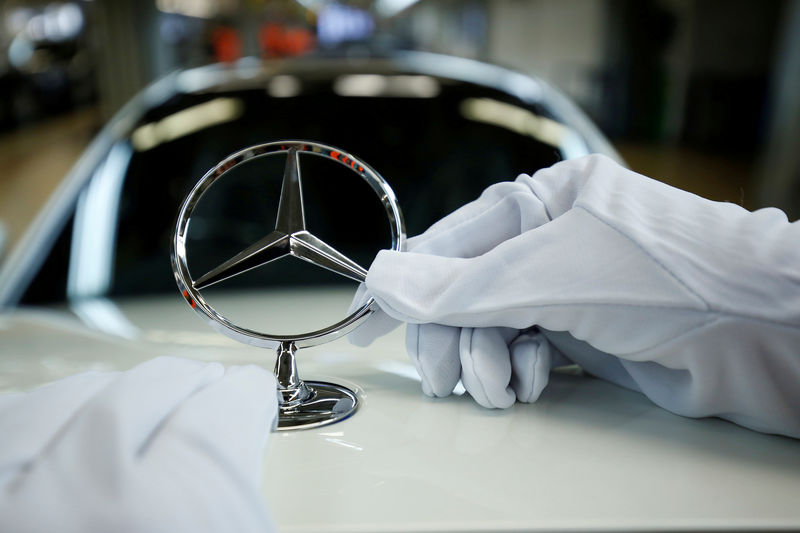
351, 154, 800, 438
0, 356, 278, 533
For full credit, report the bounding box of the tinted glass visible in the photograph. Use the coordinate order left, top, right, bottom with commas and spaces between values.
112, 82, 562, 296
23, 72, 571, 303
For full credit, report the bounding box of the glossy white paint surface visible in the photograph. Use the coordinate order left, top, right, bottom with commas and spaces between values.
2, 288, 799, 532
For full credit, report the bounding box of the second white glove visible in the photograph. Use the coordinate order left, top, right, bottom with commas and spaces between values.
0, 356, 279, 533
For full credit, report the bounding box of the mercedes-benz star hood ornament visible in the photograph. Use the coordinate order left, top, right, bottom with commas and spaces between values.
172, 141, 405, 430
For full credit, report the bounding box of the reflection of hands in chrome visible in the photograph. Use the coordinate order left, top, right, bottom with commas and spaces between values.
0, 357, 278, 532
351, 154, 800, 438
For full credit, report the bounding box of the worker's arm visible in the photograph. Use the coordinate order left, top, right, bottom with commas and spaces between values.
352, 154, 800, 438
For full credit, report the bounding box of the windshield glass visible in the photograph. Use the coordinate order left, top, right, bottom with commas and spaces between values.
22, 71, 580, 304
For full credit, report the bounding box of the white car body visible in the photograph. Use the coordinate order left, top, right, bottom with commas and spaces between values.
1, 54, 798, 531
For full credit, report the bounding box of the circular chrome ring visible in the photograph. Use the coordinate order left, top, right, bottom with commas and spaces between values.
171, 140, 405, 349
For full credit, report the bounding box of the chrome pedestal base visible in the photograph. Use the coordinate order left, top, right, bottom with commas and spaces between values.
277, 381, 358, 431
274, 341, 358, 431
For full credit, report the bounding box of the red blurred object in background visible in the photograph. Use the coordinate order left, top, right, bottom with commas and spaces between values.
211, 26, 243, 63
259, 22, 315, 58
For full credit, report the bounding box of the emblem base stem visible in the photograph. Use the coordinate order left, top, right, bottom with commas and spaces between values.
274, 341, 359, 431
275, 341, 313, 406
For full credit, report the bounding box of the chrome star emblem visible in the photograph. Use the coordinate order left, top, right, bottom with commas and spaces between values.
172, 140, 405, 430
171, 141, 405, 350
194, 146, 367, 291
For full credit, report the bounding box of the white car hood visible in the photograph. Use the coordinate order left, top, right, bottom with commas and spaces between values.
2, 288, 799, 532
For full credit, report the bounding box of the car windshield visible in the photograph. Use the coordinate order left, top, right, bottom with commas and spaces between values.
19, 64, 586, 305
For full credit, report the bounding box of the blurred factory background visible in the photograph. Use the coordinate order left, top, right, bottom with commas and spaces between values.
0, 0, 799, 255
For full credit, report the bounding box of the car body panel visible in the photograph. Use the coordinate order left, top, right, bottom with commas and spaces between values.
2, 289, 799, 532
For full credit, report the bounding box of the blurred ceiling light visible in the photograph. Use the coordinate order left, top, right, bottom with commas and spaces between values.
7, 4, 83, 42
375, 0, 420, 17
268, 75, 302, 98
318, 3, 374, 46
53, 3, 84, 39
333, 74, 439, 98
15, 3, 84, 42
26, 14, 47, 41
8, 34, 34, 68
460, 97, 579, 150
156, 0, 237, 19
132, 97, 243, 152
6, 8, 34, 34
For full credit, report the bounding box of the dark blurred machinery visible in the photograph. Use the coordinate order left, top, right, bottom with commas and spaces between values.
0, 2, 96, 131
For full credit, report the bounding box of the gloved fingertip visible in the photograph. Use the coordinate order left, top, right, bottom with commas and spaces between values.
466, 388, 515, 409
407, 323, 461, 399
496, 393, 516, 409
459, 327, 516, 409
347, 309, 402, 347
419, 379, 435, 398
509, 333, 553, 403
423, 378, 457, 399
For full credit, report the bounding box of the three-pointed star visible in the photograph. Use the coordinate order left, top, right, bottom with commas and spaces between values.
193, 147, 367, 290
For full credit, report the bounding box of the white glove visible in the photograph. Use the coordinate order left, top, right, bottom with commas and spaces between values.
0, 356, 278, 533
351, 154, 800, 438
